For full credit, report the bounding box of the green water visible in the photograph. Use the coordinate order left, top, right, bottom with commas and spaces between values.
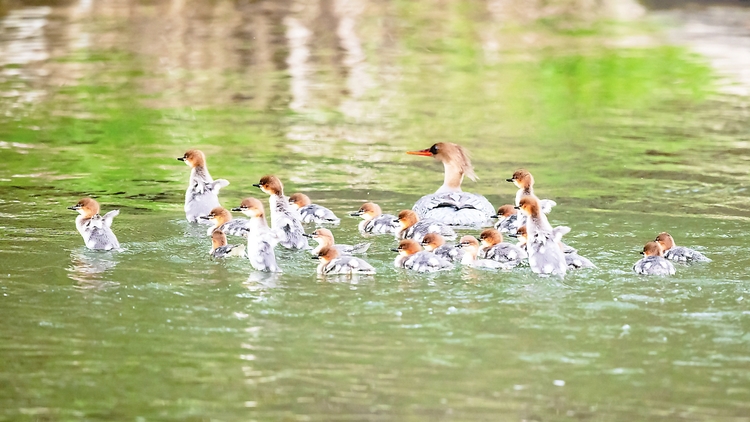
1, 1, 750, 420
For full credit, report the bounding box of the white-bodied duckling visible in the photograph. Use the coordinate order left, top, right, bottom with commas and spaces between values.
231, 198, 282, 272
633, 241, 675, 275
421, 232, 463, 262
493, 204, 520, 234
350, 202, 400, 234
478, 228, 527, 267
314, 246, 376, 276
457, 235, 513, 269
392, 239, 454, 273
304, 228, 371, 255
288, 193, 340, 225
210, 230, 245, 258
253, 175, 308, 250
506, 169, 556, 213
201, 206, 251, 237
406, 142, 495, 226
395, 209, 456, 243
516, 196, 567, 277
68, 198, 120, 251
655, 232, 710, 263
178, 149, 229, 223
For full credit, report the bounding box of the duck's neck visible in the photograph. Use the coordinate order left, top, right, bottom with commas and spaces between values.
436, 162, 463, 194
249, 214, 270, 231
514, 187, 533, 206
460, 250, 476, 265
191, 166, 212, 183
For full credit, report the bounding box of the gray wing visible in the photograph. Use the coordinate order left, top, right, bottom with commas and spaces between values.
434, 245, 463, 262
633, 256, 674, 275
248, 240, 281, 272
325, 257, 376, 275
336, 242, 371, 255
539, 199, 556, 214
212, 244, 245, 258
405, 251, 453, 273
408, 220, 456, 242
527, 233, 566, 276
275, 213, 309, 250
414, 192, 495, 226
300, 205, 340, 224
484, 243, 527, 265
495, 214, 519, 234
83, 217, 120, 250
665, 246, 711, 263
367, 214, 400, 234
207, 179, 230, 194
220, 219, 252, 237
565, 251, 595, 269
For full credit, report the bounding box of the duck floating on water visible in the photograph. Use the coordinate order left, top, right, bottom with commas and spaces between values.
178, 149, 229, 224
314, 247, 376, 276
633, 241, 675, 276
305, 228, 370, 256
392, 239, 453, 273
202, 206, 251, 237
232, 198, 282, 272
210, 230, 245, 258
407, 142, 495, 226
350, 202, 400, 235
478, 228, 527, 267
68, 198, 120, 251
457, 235, 514, 269
655, 232, 710, 263
253, 175, 308, 250
288, 193, 340, 225
421, 233, 463, 263
395, 209, 456, 243
516, 196, 568, 277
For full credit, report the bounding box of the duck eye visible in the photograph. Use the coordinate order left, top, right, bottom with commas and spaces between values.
429, 144, 439, 155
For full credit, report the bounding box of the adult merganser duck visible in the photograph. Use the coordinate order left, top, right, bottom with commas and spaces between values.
516, 196, 567, 277
506, 169, 556, 213
457, 235, 514, 269
304, 228, 370, 255
392, 239, 453, 273
493, 204, 520, 234
253, 175, 308, 250
478, 228, 527, 267
231, 198, 282, 272
421, 232, 463, 262
395, 209, 456, 243
314, 246, 376, 275
201, 206, 251, 237
654, 232, 710, 263
633, 241, 675, 275
68, 198, 120, 251
288, 193, 340, 225
350, 202, 400, 234
178, 149, 229, 223
406, 142, 495, 226
210, 230, 245, 258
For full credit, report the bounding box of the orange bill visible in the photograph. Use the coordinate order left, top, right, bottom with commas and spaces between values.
406, 149, 432, 156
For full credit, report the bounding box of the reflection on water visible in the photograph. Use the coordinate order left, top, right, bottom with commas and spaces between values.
67, 249, 119, 289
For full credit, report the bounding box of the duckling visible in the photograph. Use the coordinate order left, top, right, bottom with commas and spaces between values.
210, 230, 245, 258
478, 228, 527, 267
68, 198, 120, 251
304, 228, 371, 255
655, 232, 710, 263
406, 142, 495, 226
350, 202, 400, 234
231, 198, 282, 272
516, 196, 567, 277
506, 169, 557, 212
457, 235, 514, 269
392, 239, 453, 273
253, 175, 308, 250
178, 149, 230, 223
201, 206, 251, 237
493, 204, 520, 234
314, 246, 376, 275
421, 232, 463, 262
633, 241, 675, 275
288, 193, 340, 225
394, 209, 456, 243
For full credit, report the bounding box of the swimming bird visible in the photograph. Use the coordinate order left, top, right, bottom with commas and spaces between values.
654, 232, 710, 263
201, 206, 251, 237
516, 196, 567, 277
478, 228, 527, 267
253, 175, 308, 250
506, 169, 556, 213
304, 228, 371, 255
395, 209, 456, 243
493, 204, 520, 234
457, 235, 514, 269
210, 230, 245, 258
633, 241, 675, 275
178, 149, 229, 223
68, 198, 120, 251
231, 198, 282, 272
288, 193, 340, 224
314, 246, 376, 275
392, 239, 453, 273
406, 142, 495, 226
564, 250, 596, 270
350, 202, 400, 234
421, 233, 463, 262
